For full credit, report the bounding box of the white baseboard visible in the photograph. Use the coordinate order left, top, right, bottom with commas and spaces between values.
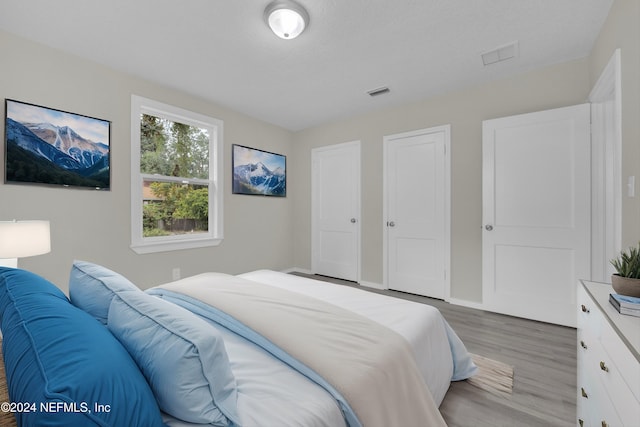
446, 297, 485, 310
281, 267, 314, 275
359, 280, 386, 290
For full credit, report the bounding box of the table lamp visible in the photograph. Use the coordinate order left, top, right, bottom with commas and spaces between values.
0, 220, 51, 268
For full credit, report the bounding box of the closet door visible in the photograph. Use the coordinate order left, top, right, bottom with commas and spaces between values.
384, 126, 450, 299
312, 141, 360, 282
482, 104, 590, 327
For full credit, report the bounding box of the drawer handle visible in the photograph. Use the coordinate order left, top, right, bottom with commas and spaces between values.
581, 304, 590, 313
580, 340, 588, 349
581, 387, 588, 398
599, 361, 609, 372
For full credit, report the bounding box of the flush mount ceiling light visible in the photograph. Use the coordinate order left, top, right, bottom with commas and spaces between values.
264, 0, 309, 40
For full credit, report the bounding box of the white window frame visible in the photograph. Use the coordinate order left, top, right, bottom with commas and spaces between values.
130, 95, 223, 254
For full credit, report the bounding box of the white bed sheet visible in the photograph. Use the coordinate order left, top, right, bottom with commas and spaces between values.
238, 269, 456, 406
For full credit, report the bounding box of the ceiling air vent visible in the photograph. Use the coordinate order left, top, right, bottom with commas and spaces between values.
481, 41, 519, 66
367, 86, 391, 97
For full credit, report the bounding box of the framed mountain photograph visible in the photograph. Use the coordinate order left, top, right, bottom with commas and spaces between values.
232, 144, 286, 197
4, 99, 111, 190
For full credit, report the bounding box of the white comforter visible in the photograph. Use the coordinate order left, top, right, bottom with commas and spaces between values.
160, 270, 476, 427
239, 270, 475, 403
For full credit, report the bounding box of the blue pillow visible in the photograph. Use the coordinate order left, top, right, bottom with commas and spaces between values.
0, 267, 165, 427
69, 260, 140, 324
108, 290, 239, 426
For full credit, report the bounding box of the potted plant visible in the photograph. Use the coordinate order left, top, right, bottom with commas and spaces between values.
610, 242, 640, 297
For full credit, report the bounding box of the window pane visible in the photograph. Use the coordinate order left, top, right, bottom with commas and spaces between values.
142, 180, 209, 237
140, 114, 209, 179
131, 95, 223, 253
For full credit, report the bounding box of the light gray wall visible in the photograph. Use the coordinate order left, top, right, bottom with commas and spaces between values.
291, 58, 591, 302
291, 0, 640, 304
589, 0, 640, 250
3, 0, 637, 305
0, 30, 294, 293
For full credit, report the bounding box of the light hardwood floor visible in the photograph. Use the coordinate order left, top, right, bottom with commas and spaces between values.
292, 273, 577, 427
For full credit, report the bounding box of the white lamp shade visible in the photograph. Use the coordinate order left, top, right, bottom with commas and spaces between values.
0, 220, 51, 258
265, 0, 309, 39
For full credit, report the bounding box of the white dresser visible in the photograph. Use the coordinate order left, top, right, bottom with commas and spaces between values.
577, 280, 640, 426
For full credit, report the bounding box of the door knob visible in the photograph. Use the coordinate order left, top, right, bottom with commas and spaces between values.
485, 224, 493, 231
388, 221, 396, 227
350, 218, 357, 223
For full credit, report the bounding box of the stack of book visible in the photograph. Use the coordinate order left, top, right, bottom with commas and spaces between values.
609, 293, 640, 317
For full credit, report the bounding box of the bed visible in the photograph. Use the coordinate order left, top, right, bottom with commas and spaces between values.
0, 261, 477, 427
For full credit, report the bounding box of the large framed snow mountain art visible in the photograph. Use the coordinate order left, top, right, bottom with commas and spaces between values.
4, 99, 111, 190
232, 144, 286, 197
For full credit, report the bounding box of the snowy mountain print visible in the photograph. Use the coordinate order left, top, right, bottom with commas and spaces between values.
5, 100, 110, 189
232, 145, 286, 196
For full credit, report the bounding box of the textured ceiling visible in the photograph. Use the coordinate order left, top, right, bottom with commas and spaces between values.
0, 0, 614, 131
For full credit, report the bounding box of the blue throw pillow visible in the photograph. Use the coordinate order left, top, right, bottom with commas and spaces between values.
69, 260, 140, 324
0, 267, 165, 427
108, 290, 239, 426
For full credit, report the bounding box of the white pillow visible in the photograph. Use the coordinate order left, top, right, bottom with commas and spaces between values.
107, 289, 239, 426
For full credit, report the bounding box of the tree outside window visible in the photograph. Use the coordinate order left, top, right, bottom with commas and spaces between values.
140, 114, 209, 237
130, 95, 223, 254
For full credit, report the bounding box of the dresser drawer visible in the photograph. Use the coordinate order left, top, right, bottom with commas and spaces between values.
577, 281, 640, 427
593, 387, 623, 427
578, 366, 622, 427
577, 350, 597, 426
597, 321, 640, 424
577, 285, 603, 338
578, 336, 622, 426
600, 313, 640, 403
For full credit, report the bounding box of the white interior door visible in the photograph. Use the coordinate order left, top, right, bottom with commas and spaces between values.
311, 141, 360, 282
482, 104, 590, 327
384, 126, 450, 299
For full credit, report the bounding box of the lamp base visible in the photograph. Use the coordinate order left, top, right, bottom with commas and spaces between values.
0, 258, 18, 268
